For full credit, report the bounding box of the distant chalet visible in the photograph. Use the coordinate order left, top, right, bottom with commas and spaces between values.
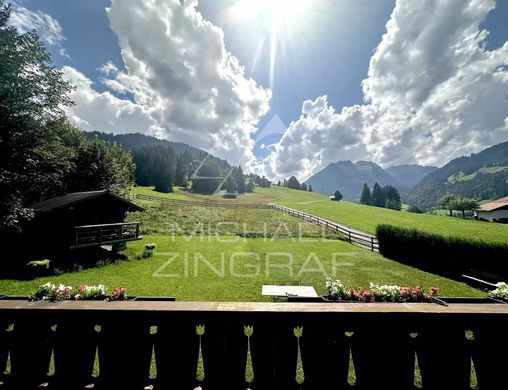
27, 190, 144, 255
474, 196, 508, 223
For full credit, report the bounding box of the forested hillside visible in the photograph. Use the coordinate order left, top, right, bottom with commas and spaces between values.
407, 141, 508, 210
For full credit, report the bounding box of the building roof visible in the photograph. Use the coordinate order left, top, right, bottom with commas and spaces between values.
29, 190, 144, 212
476, 196, 508, 212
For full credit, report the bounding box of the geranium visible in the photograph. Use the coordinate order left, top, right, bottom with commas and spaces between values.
74, 284, 106, 300
488, 282, 508, 301
29, 282, 126, 302
324, 279, 439, 302
109, 287, 127, 301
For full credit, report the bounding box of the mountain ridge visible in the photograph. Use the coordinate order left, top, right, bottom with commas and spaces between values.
407, 141, 508, 210
304, 160, 436, 200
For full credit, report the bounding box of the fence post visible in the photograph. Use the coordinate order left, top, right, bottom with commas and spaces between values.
348, 230, 351, 243
371, 237, 374, 251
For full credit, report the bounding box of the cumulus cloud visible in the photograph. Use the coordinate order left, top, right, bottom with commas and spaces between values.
62, 66, 158, 135
9, 2, 70, 58
63, 0, 270, 164
265, 0, 508, 180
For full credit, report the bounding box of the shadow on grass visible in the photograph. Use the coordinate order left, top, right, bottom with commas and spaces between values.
1, 247, 128, 281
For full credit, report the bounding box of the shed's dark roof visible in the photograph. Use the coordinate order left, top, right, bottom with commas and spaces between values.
29, 191, 144, 212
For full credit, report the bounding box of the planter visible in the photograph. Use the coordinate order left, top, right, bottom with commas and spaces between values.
287, 295, 507, 305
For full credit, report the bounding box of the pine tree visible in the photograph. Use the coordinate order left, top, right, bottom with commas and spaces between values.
234, 166, 246, 193
225, 176, 238, 193
383, 185, 401, 211
371, 182, 385, 208
175, 155, 187, 187
308, 185, 313, 192
333, 190, 343, 201
286, 176, 301, 190
300, 183, 307, 191
360, 183, 372, 205
246, 178, 255, 193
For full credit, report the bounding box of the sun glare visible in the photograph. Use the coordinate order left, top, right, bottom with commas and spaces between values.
228, 0, 313, 90
232, 0, 311, 25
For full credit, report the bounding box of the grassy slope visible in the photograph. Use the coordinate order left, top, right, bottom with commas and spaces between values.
256, 187, 508, 243
0, 236, 482, 299
130, 186, 185, 200
128, 199, 342, 239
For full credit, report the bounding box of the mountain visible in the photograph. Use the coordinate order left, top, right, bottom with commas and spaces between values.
407, 141, 508, 210
386, 165, 438, 188
305, 161, 438, 201
304, 161, 395, 200
86, 131, 204, 155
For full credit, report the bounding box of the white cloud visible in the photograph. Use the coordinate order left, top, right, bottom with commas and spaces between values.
9, 2, 70, 58
264, 0, 508, 180
62, 66, 158, 135
60, 0, 270, 166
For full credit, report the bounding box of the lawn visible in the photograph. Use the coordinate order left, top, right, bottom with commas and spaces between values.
131, 186, 278, 204
128, 199, 341, 239
255, 187, 508, 244
0, 236, 483, 299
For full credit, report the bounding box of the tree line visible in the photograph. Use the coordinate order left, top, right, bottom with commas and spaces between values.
360, 182, 402, 210
437, 195, 479, 218
277, 176, 313, 192
131, 145, 271, 194
0, 2, 134, 233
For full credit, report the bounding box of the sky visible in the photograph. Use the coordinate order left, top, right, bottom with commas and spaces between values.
8, 0, 508, 181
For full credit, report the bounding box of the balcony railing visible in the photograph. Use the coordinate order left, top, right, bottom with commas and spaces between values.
71, 222, 141, 249
0, 300, 507, 389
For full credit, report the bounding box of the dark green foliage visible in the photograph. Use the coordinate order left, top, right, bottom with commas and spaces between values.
225, 176, 238, 193
175, 153, 188, 187
300, 183, 307, 191
132, 146, 175, 193
383, 185, 401, 210
455, 197, 479, 219
66, 136, 135, 194
233, 166, 246, 193
248, 173, 271, 188
286, 176, 301, 190
246, 179, 255, 193
0, 4, 134, 232
406, 205, 422, 214
360, 183, 371, 205
333, 190, 343, 201
438, 195, 458, 217
376, 224, 508, 280
85, 131, 204, 155
371, 182, 385, 207
191, 159, 223, 194
308, 185, 313, 192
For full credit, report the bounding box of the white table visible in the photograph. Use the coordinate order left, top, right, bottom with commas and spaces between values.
262, 285, 318, 301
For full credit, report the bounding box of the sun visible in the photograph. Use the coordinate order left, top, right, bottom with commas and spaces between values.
231, 0, 311, 26
227, 0, 314, 90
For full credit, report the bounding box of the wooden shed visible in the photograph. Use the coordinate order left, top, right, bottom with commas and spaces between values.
26, 190, 144, 255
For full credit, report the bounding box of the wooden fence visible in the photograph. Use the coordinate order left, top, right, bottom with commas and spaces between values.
134, 194, 270, 209
270, 205, 379, 251
0, 300, 507, 389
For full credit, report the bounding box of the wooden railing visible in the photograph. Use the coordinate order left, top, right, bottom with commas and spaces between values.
0, 300, 507, 389
72, 222, 141, 249
134, 193, 270, 209
270, 204, 379, 251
